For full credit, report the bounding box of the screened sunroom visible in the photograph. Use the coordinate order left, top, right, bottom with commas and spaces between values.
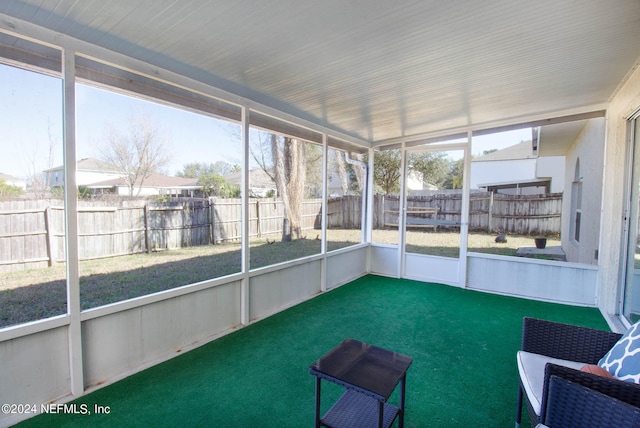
1, 1, 640, 426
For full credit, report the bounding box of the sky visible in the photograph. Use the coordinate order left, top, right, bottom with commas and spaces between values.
0, 62, 531, 180
1, 63, 241, 179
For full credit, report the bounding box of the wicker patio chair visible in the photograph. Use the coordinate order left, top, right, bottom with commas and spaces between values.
516, 317, 640, 427
540, 375, 640, 428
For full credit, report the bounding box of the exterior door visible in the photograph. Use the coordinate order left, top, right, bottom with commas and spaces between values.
401, 141, 469, 285
622, 114, 640, 322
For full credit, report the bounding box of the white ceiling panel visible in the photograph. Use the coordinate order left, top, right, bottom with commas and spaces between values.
0, 0, 639, 144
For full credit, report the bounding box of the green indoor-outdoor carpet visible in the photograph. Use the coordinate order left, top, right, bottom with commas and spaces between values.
16, 275, 608, 427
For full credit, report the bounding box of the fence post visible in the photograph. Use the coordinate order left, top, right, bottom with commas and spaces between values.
256, 199, 261, 237
488, 191, 494, 233
209, 199, 214, 244
44, 206, 54, 266
144, 203, 150, 253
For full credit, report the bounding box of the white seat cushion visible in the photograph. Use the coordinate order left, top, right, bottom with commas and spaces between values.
517, 350, 587, 415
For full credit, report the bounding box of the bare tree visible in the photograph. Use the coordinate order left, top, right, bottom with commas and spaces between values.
21, 119, 59, 198
251, 132, 310, 241
332, 150, 366, 195
334, 150, 349, 194
270, 134, 307, 241
97, 115, 171, 197
349, 152, 366, 193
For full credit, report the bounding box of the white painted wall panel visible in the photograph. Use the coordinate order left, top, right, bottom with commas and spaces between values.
467, 254, 597, 306
249, 261, 322, 321
404, 253, 460, 286
369, 245, 398, 277
82, 282, 241, 388
326, 247, 367, 290
0, 327, 70, 427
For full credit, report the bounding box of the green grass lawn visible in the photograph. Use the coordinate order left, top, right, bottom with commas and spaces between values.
0, 229, 560, 328
374, 229, 560, 258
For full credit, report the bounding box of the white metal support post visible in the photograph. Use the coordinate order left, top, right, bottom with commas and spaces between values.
365, 147, 375, 272
62, 48, 84, 395
320, 133, 328, 292
240, 107, 250, 325
398, 143, 407, 278
457, 131, 472, 288
360, 159, 369, 246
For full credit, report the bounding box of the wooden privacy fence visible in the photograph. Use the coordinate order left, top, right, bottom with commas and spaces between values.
0, 199, 212, 272
326, 195, 363, 229
0, 200, 64, 272
212, 198, 323, 241
0, 192, 559, 272
0, 198, 324, 272
377, 191, 562, 235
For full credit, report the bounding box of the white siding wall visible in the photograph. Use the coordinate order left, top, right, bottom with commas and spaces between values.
404, 253, 460, 286
82, 281, 241, 387
471, 157, 565, 193
249, 261, 322, 322
0, 326, 71, 427
469, 158, 537, 190
326, 247, 368, 290
467, 253, 598, 306
369, 245, 399, 277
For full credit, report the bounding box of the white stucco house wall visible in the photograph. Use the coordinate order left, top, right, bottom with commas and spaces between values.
554, 117, 606, 265
470, 141, 565, 194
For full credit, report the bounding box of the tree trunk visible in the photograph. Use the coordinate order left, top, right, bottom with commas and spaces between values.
271, 135, 305, 241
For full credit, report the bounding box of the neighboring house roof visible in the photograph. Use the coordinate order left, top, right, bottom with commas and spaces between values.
88, 173, 200, 189
45, 157, 120, 173
0, 172, 27, 190
224, 169, 275, 189
473, 141, 535, 162
0, 172, 24, 182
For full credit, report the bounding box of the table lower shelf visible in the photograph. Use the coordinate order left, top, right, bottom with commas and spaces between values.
321, 389, 400, 428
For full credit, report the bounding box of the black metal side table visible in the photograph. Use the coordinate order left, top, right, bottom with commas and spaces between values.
309, 339, 413, 428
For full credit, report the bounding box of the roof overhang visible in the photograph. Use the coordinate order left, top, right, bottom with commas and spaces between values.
478, 179, 551, 191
